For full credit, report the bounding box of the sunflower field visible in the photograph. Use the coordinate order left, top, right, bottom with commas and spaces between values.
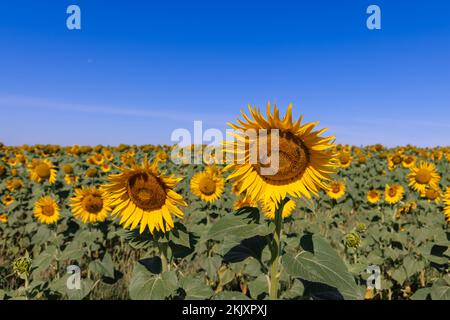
0, 105, 449, 300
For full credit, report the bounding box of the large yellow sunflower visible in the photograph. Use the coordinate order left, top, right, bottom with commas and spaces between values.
444, 187, 450, 223
384, 184, 404, 205
407, 161, 440, 194
102, 156, 187, 234
34, 196, 60, 224
261, 198, 296, 220
224, 103, 336, 207
28, 159, 57, 184
190, 170, 225, 203
326, 180, 346, 200
70, 186, 111, 223
367, 189, 381, 204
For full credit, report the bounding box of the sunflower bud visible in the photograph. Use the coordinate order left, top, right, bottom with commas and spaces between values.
12, 255, 32, 277
356, 223, 366, 233
344, 232, 361, 249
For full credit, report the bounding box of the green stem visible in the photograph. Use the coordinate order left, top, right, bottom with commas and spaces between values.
158, 241, 170, 272
269, 199, 285, 300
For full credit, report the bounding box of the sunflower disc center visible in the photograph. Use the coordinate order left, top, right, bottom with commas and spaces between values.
82, 194, 103, 214
254, 132, 309, 184
128, 172, 166, 211
331, 183, 341, 193
388, 187, 397, 197
415, 169, 431, 184
199, 176, 217, 195
42, 205, 55, 217
36, 163, 51, 179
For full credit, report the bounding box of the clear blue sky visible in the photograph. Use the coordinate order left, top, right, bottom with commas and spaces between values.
1, 1, 449, 147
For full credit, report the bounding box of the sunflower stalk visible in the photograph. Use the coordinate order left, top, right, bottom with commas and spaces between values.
156, 239, 170, 272
268, 199, 286, 300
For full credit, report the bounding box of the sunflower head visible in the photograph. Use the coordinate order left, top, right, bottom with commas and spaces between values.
0, 214, 8, 223
34, 196, 60, 224
102, 156, 187, 234
338, 152, 352, 168
62, 164, 74, 175
224, 103, 336, 208
6, 178, 24, 191
0, 164, 5, 177
444, 187, 450, 223
190, 170, 225, 203
12, 255, 32, 277
407, 161, 440, 194
402, 155, 416, 168
86, 168, 98, 178
28, 159, 57, 184
70, 186, 111, 224
423, 187, 441, 204
367, 189, 381, 204
385, 184, 404, 205
2, 194, 14, 206
326, 181, 346, 200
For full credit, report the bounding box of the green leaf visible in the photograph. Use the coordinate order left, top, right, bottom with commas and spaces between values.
282, 234, 362, 300
181, 277, 214, 300
248, 275, 268, 300
430, 276, 450, 300
129, 259, 178, 300
213, 291, 250, 300
410, 288, 431, 300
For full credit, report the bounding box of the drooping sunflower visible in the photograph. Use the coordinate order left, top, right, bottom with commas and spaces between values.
384, 184, 404, 205
326, 180, 346, 200
34, 196, 60, 224
224, 103, 336, 207
401, 155, 416, 168
233, 195, 258, 211
422, 187, 441, 204
2, 194, 14, 206
64, 175, 79, 185
102, 156, 187, 234
261, 198, 296, 220
28, 159, 57, 184
444, 187, 450, 223
367, 189, 381, 204
190, 170, 225, 203
70, 186, 111, 223
407, 161, 440, 194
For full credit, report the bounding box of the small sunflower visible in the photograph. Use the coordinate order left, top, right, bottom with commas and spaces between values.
326, 180, 346, 200
101, 163, 111, 173
28, 159, 57, 184
64, 175, 79, 185
367, 189, 381, 204
261, 198, 296, 220
401, 155, 416, 168
387, 153, 403, 170
444, 187, 450, 223
70, 186, 111, 223
34, 196, 60, 224
6, 178, 24, 191
337, 152, 352, 168
0, 214, 7, 223
224, 103, 336, 208
2, 194, 14, 206
190, 170, 225, 203
422, 187, 441, 204
407, 161, 440, 194
102, 156, 187, 234
384, 184, 404, 205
